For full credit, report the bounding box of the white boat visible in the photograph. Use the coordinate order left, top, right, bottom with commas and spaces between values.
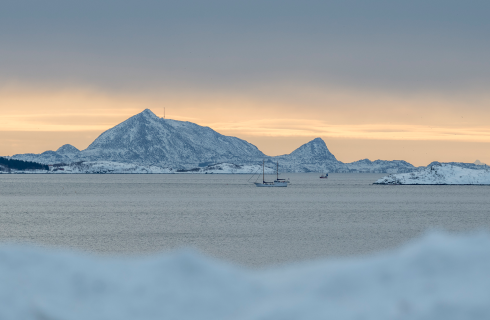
274, 161, 290, 184
320, 173, 328, 179
254, 160, 288, 187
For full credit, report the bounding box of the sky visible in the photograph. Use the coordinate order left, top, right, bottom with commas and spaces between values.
1, 0, 489, 165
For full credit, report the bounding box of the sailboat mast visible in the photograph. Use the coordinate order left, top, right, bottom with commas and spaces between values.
263, 159, 265, 182
277, 161, 278, 180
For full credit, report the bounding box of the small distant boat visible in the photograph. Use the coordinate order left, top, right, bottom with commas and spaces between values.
320, 173, 328, 179
254, 161, 288, 187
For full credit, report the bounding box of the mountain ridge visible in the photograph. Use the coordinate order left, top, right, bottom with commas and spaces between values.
11, 109, 481, 173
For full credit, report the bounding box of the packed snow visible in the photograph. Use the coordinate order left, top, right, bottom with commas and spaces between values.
375, 163, 490, 185
1, 231, 490, 319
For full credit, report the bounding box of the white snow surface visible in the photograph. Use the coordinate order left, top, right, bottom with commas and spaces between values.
1, 162, 275, 174
51, 161, 172, 174
375, 163, 490, 185
1, 231, 490, 320
177, 163, 275, 174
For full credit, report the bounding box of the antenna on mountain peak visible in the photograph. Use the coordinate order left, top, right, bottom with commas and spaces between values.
164, 107, 165, 119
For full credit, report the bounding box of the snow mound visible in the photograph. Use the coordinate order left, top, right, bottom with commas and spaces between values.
374, 163, 490, 185
1, 232, 490, 319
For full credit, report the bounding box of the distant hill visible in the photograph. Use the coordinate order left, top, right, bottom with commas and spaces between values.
0, 157, 49, 172
474, 160, 487, 166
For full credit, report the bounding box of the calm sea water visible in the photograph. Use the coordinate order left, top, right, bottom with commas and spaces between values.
1, 173, 489, 266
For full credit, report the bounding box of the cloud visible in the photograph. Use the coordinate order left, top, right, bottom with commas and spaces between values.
2, 85, 489, 143
1, 1, 489, 163
1, 0, 489, 93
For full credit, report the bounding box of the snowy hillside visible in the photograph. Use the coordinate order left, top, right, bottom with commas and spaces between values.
177, 163, 275, 174
374, 163, 490, 185
1, 232, 490, 319
272, 138, 347, 173
13, 109, 264, 169
13, 151, 69, 164
269, 138, 416, 173
0, 161, 277, 174
427, 161, 490, 171
51, 161, 172, 174
11, 108, 469, 173
81, 109, 264, 167
346, 159, 415, 173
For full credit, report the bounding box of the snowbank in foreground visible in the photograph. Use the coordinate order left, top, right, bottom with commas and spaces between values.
374, 163, 490, 185
1, 232, 490, 320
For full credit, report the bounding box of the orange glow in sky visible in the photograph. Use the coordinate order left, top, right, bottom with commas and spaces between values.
1, 85, 489, 166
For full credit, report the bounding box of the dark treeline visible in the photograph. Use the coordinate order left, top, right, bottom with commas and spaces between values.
0, 157, 49, 171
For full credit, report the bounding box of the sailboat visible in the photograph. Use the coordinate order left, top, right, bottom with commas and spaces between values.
254, 160, 288, 187
274, 161, 290, 184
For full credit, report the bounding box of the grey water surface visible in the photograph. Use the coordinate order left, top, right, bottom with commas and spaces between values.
1, 173, 489, 267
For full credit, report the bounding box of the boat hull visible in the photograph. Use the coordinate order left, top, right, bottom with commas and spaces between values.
254, 182, 288, 187
274, 180, 290, 184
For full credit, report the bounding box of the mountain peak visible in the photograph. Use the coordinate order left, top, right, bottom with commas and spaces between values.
310, 137, 326, 144
56, 144, 80, 154
82, 109, 265, 167
140, 108, 159, 119
289, 137, 338, 162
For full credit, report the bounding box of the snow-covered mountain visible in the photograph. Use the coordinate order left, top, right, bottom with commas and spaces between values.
268, 138, 416, 173
80, 109, 265, 168
12, 108, 470, 173
272, 138, 347, 173
14, 144, 81, 164
374, 163, 490, 185
14, 109, 265, 169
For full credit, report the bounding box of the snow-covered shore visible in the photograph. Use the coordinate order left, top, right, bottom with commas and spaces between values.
1, 232, 490, 319
0, 161, 274, 174
374, 163, 490, 185
177, 163, 275, 174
